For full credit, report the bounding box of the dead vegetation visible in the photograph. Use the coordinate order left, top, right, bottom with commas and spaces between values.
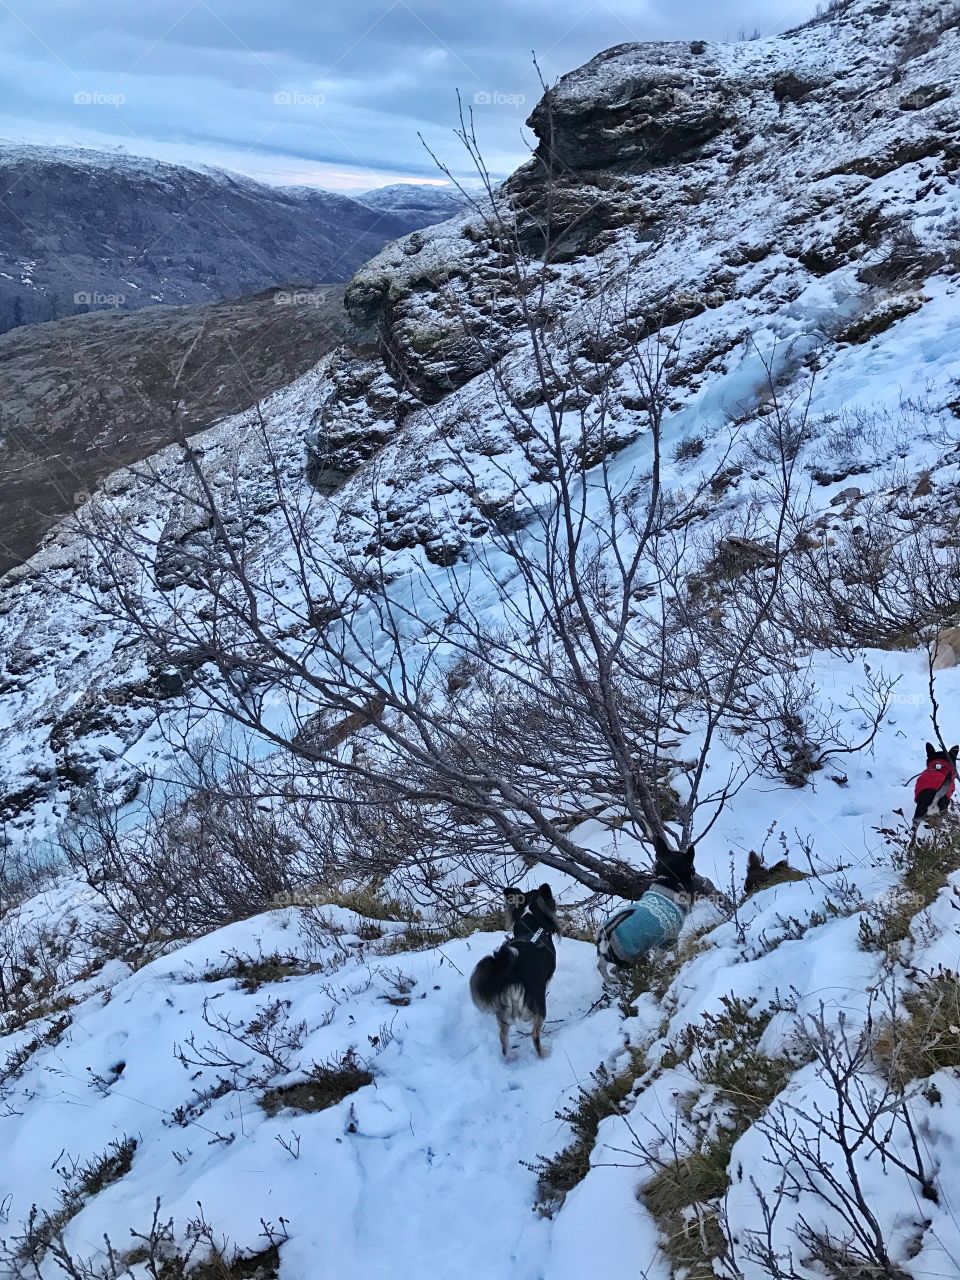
636, 995, 803, 1277
528, 1045, 647, 1211
1, 1196, 287, 1280
876, 967, 960, 1086
859, 817, 960, 953
260, 1049, 373, 1117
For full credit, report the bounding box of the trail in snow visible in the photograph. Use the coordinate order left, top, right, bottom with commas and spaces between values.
0, 902, 664, 1280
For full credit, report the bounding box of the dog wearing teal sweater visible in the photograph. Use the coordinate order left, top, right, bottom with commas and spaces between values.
596, 836, 696, 981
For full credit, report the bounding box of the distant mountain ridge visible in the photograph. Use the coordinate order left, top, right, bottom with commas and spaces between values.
0, 141, 462, 334
355, 183, 466, 219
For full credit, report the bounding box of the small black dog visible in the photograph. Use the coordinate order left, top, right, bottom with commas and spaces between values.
596, 835, 697, 979
469, 884, 559, 1058
913, 741, 958, 835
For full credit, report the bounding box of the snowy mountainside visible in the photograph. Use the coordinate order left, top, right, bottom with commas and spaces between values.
4, 0, 960, 841
0, 142, 457, 335
353, 182, 465, 227
3, 0, 960, 1276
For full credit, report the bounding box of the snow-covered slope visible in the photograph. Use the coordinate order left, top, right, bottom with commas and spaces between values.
0, 142, 458, 334
3, 1, 960, 1276
5, 0, 960, 840
355, 182, 465, 226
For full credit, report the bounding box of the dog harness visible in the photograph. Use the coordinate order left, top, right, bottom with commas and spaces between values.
509, 905, 556, 954
915, 757, 956, 804
599, 885, 689, 967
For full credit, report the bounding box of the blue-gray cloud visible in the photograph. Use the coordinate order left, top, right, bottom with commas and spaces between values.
0, 0, 820, 189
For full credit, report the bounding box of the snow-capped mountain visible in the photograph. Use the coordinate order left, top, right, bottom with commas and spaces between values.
2, 2, 960, 1277
355, 182, 465, 227
0, 143, 459, 334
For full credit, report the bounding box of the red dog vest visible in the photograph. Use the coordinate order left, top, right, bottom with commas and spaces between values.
915, 759, 956, 802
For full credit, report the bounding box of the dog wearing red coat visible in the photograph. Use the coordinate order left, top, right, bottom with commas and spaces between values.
912, 741, 958, 838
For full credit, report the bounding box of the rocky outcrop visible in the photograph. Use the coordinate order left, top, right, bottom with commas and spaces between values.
526, 42, 737, 173
307, 0, 960, 544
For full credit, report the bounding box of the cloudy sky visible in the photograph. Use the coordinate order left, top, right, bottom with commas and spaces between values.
0, 0, 820, 191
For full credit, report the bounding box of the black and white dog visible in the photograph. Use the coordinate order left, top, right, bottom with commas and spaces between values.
469, 884, 559, 1058
596, 836, 696, 980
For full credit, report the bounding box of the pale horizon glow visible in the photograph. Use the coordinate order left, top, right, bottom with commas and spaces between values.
0, 0, 820, 191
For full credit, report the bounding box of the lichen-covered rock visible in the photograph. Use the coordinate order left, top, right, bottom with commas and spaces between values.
525, 42, 737, 173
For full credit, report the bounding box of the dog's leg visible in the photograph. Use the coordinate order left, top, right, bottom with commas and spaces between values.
498, 1018, 510, 1057
531, 1013, 548, 1058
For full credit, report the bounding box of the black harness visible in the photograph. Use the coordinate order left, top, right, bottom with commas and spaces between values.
509, 903, 557, 954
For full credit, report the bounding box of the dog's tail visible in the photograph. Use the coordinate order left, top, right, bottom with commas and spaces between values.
469, 943, 519, 1011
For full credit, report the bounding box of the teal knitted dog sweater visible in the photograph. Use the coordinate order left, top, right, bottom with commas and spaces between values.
607, 886, 688, 964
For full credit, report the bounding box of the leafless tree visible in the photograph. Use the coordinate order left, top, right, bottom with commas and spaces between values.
67, 118, 889, 901
64, 741, 313, 943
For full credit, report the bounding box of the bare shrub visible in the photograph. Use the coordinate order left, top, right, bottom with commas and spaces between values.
0, 1138, 137, 1275
175, 996, 311, 1089
0, 1197, 285, 1280
527, 1046, 645, 1212
875, 966, 960, 1087
63, 748, 312, 947
858, 817, 960, 953
735, 1004, 936, 1280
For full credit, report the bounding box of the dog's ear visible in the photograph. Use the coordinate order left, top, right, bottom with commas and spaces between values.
534, 883, 559, 929
926, 741, 937, 759
503, 885, 525, 926
951, 745, 959, 762
652, 833, 671, 862
745, 851, 766, 893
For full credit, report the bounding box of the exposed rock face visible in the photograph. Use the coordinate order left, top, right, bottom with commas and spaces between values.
526, 42, 737, 173
307, 0, 960, 509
